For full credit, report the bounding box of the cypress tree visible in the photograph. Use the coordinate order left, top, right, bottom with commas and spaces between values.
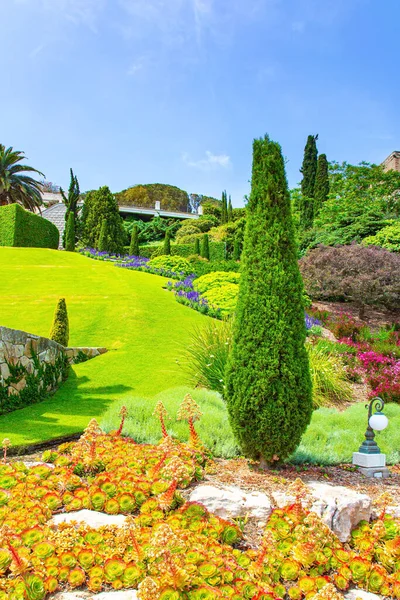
84, 186, 125, 254
194, 237, 200, 255
228, 196, 233, 222
233, 237, 241, 261
163, 229, 171, 255
225, 134, 312, 465
65, 212, 75, 252
314, 153, 330, 217
221, 191, 228, 224
98, 220, 108, 252
129, 224, 140, 256
300, 134, 318, 228
60, 168, 80, 248
200, 233, 210, 260
49, 298, 69, 347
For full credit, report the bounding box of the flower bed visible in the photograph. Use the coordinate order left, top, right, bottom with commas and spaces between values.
1, 402, 400, 600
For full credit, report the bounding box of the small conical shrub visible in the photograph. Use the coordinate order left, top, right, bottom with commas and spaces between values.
226, 134, 312, 465
163, 229, 171, 255
98, 220, 108, 252
233, 238, 241, 261
200, 233, 210, 260
65, 212, 75, 252
129, 224, 140, 256
49, 298, 69, 347
194, 237, 200, 255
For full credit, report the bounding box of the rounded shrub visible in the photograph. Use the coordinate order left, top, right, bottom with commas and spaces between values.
193, 271, 240, 294
149, 254, 191, 274
202, 284, 239, 316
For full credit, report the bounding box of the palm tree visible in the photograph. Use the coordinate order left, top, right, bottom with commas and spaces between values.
0, 144, 45, 212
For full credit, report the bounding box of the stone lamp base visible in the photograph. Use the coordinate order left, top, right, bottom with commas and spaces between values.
352, 452, 391, 478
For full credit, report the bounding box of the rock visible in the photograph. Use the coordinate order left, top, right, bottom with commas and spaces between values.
51, 509, 127, 528
344, 589, 382, 600
271, 482, 371, 543
0, 362, 10, 380
52, 593, 91, 600
189, 484, 272, 519
24, 461, 55, 469
93, 592, 138, 600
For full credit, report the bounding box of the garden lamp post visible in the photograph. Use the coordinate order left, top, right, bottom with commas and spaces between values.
352, 397, 390, 478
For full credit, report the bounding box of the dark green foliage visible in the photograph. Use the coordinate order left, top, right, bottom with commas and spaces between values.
60, 169, 80, 247
194, 237, 200, 255
233, 237, 241, 261
49, 298, 69, 347
123, 215, 182, 244
0, 203, 59, 249
228, 196, 233, 222
129, 224, 140, 256
0, 144, 44, 211
314, 154, 329, 217
226, 135, 313, 463
201, 233, 210, 260
221, 191, 228, 224
300, 134, 318, 229
163, 229, 171, 255
202, 201, 222, 220
136, 240, 226, 261
65, 212, 75, 252
98, 220, 108, 252
83, 186, 125, 253
116, 183, 189, 212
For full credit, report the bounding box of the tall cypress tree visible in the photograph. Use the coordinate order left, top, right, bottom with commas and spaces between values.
65, 211, 75, 252
228, 195, 233, 222
83, 186, 125, 254
226, 134, 312, 465
300, 134, 318, 228
194, 237, 200, 255
201, 233, 210, 260
221, 191, 228, 224
98, 220, 108, 252
129, 223, 140, 256
163, 229, 171, 255
233, 237, 241, 261
313, 153, 330, 217
60, 169, 80, 248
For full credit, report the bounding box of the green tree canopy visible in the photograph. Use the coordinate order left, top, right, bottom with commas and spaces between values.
83, 186, 125, 253
116, 183, 189, 212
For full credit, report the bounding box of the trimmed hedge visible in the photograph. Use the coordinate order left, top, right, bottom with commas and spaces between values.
137, 240, 226, 261
0, 203, 59, 249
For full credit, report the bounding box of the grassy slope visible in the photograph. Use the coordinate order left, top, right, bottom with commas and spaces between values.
0, 248, 207, 446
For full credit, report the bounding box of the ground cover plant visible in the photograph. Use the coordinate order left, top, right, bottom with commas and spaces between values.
0, 248, 208, 447
1, 415, 400, 600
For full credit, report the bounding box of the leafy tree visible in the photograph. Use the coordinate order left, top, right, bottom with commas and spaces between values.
194, 237, 200, 255
163, 229, 171, 255
362, 221, 400, 252
60, 169, 80, 248
313, 161, 400, 246
221, 190, 228, 224
116, 183, 189, 212
300, 134, 318, 228
49, 298, 69, 346
65, 212, 75, 252
0, 144, 44, 211
228, 195, 233, 222
300, 244, 400, 319
202, 201, 222, 220
226, 134, 312, 465
129, 223, 140, 255
83, 186, 125, 253
201, 233, 210, 260
314, 154, 329, 217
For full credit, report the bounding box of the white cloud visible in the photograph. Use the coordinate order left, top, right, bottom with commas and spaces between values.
183, 150, 231, 170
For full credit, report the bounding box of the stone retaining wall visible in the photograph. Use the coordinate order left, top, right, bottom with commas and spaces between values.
0, 326, 107, 414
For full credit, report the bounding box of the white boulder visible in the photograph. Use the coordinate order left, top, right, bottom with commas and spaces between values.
52, 510, 127, 529
344, 589, 382, 600
189, 484, 272, 519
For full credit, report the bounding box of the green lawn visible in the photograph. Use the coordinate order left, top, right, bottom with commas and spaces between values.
0, 248, 208, 447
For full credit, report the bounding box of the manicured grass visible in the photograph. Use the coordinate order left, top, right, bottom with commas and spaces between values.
0, 248, 209, 447
101, 385, 239, 458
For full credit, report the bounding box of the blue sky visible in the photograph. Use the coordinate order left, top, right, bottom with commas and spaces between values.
2, 0, 399, 206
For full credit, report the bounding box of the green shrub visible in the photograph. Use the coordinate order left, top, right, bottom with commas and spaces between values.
97, 220, 108, 252
83, 186, 125, 254
49, 298, 69, 346
201, 233, 210, 260
149, 254, 191, 274
163, 229, 171, 255
139, 240, 225, 261
226, 135, 312, 464
193, 271, 240, 294
175, 223, 201, 242
202, 284, 239, 316
0, 203, 59, 249
362, 221, 400, 252
187, 258, 240, 277
129, 224, 140, 256
194, 237, 200, 255
307, 341, 353, 408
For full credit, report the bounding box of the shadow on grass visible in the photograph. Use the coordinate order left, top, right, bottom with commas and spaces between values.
0, 370, 133, 446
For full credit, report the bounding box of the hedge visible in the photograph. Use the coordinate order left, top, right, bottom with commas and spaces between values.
0, 203, 59, 249
136, 240, 226, 261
